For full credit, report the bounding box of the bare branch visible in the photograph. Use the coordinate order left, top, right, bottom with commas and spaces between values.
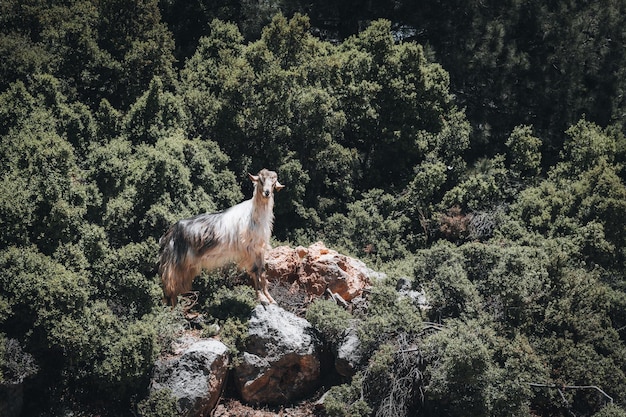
529, 382, 614, 404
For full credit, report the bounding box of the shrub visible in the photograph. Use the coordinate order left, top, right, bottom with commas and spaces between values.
322, 373, 372, 417
593, 404, 626, 417
92, 318, 159, 400
137, 388, 179, 417
0, 246, 90, 345
422, 319, 545, 417
91, 239, 161, 317
0, 335, 38, 384
422, 320, 495, 417
357, 283, 424, 355
413, 242, 482, 321
306, 299, 352, 346
199, 283, 257, 360
363, 341, 424, 417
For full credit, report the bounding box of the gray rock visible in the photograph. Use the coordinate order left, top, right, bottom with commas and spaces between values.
151, 338, 229, 417
396, 278, 430, 309
396, 277, 412, 291
234, 304, 321, 405
335, 326, 362, 377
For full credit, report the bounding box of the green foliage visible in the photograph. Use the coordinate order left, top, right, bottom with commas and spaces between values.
97, 131, 241, 246
363, 340, 424, 417
506, 125, 542, 180
0, 335, 38, 384
0, 0, 176, 108
441, 155, 510, 212
2, 4, 626, 416
0, 79, 97, 254
322, 373, 372, 417
0, 247, 90, 337
178, 13, 467, 240
356, 283, 424, 354
137, 388, 179, 417
460, 242, 550, 328
422, 319, 544, 417
593, 404, 626, 417
414, 242, 482, 320
513, 124, 626, 268
306, 299, 353, 346
324, 189, 411, 261
562, 119, 617, 175
125, 77, 187, 145
91, 240, 161, 317
196, 281, 257, 359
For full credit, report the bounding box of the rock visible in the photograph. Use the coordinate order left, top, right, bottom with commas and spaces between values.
396, 277, 430, 309
396, 277, 412, 291
150, 337, 230, 417
234, 304, 321, 405
266, 242, 381, 302
334, 326, 362, 377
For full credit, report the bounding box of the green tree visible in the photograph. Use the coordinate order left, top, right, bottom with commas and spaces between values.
0, 80, 96, 254
506, 125, 542, 181
422, 319, 543, 417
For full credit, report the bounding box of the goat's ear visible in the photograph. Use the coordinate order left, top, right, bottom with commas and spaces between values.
275, 181, 285, 192
248, 173, 259, 183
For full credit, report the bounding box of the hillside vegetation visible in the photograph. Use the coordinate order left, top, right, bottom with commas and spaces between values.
1, 1, 626, 416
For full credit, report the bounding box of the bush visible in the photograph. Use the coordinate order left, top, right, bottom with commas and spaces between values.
593, 404, 626, 417
413, 242, 482, 321
0, 246, 90, 345
364, 340, 423, 417
137, 388, 179, 417
306, 298, 352, 346
91, 317, 159, 400
0, 335, 38, 384
322, 373, 372, 417
198, 282, 257, 360
421, 319, 546, 417
357, 283, 424, 355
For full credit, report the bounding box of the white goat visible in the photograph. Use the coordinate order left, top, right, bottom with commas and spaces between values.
159, 169, 284, 306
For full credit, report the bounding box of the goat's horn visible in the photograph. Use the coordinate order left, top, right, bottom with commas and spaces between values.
275, 180, 285, 191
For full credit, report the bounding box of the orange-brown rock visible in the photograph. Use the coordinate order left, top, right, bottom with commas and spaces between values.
266, 242, 378, 302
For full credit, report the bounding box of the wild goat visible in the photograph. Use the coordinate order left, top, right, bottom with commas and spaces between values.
158, 169, 284, 306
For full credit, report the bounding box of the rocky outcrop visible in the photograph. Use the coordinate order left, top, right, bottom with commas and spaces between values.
266, 242, 382, 302
234, 304, 321, 405
147, 243, 390, 414
150, 337, 230, 417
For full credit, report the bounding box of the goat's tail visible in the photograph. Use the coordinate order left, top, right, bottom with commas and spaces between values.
159, 223, 197, 306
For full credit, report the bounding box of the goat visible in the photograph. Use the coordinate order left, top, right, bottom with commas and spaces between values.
158, 169, 284, 306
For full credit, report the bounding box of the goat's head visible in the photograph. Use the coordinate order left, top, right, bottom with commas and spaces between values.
249, 169, 285, 199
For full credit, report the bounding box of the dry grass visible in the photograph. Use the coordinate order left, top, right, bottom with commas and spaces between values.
214, 398, 319, 417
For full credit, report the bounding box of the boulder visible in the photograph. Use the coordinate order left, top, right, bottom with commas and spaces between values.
334, 326, 362, 377
234, 304, 321, 405
266, 242, 381, 302
150, 337, 229, 417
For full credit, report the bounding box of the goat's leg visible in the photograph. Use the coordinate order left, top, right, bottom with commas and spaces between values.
255, 256, 276, 305
260, 272, 276, 304
250, 258, 274, 305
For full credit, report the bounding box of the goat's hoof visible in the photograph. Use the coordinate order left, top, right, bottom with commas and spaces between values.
257, 293, 271, 306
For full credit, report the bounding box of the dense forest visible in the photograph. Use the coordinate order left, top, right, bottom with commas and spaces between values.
1, 0, 626, 416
